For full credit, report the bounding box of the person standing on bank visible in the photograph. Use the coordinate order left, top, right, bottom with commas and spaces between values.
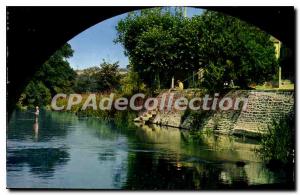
177, 80, 184, 90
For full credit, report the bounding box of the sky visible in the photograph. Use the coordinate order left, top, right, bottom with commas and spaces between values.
67, 7, 204, 70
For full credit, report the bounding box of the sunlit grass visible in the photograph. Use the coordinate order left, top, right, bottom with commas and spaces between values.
255, 81, 294, 90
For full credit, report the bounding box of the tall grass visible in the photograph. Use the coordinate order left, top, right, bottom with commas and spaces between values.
257, 112, 295, 164
54, 93, 138, 125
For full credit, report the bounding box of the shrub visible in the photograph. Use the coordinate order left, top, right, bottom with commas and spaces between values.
257, 113, 295, 164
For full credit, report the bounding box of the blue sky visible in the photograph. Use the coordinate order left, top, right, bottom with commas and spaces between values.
67, 7, 204, 70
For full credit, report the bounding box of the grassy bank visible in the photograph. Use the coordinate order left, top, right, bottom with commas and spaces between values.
54, 93, 139, 127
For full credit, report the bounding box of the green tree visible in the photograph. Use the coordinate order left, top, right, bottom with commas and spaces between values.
116, 8, 278, 91
120, 67, 147, 96
21, 81, 52, 107
74, 61, 122, 93
35, 43, 76, 94
196, 11, 278, 90
94, 60, 122, 92
115, 8, 201, 89
74, 67, 100, 93
20, 43, 76, 107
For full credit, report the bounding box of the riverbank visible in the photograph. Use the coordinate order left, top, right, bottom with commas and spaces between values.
48, 89, 294, 139
136, 89, 294, 138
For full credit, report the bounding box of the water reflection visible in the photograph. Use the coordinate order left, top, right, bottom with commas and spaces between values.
33, 116, 39, 141
8, 111, 71, 142
7, 148, 69, 178
128, 123, 292, 189
7, 111, 293, 189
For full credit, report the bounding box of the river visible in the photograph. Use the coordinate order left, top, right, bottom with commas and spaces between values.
7, 110, 292, 190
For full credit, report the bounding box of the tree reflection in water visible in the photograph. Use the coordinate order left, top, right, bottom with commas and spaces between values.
7, 148, 69, 178
123, 124, 292, 190
7, 111, 294, 189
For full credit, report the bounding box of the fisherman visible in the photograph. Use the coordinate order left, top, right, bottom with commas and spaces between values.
34, 106, 39, 116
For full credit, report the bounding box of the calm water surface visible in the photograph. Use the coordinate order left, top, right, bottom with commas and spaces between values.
7, 111, 292, 189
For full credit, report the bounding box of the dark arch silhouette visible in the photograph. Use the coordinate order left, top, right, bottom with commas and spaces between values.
7, 6, 295, 117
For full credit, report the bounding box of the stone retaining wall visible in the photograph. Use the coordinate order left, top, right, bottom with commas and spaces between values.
233, 91, 294, 135
149, 90, 294, 136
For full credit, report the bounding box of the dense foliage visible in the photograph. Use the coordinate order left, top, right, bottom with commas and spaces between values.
74, 60, 121, 93
257, 113, 295, 164
197, 11, 278, 91
95, 61, 121, 92
116, 8, 278, 91
120, 68, 148, 96
74, 67, 100, 93
116, 8, 200, 89
19, 44, 76, 108
35, 43, 76, 94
